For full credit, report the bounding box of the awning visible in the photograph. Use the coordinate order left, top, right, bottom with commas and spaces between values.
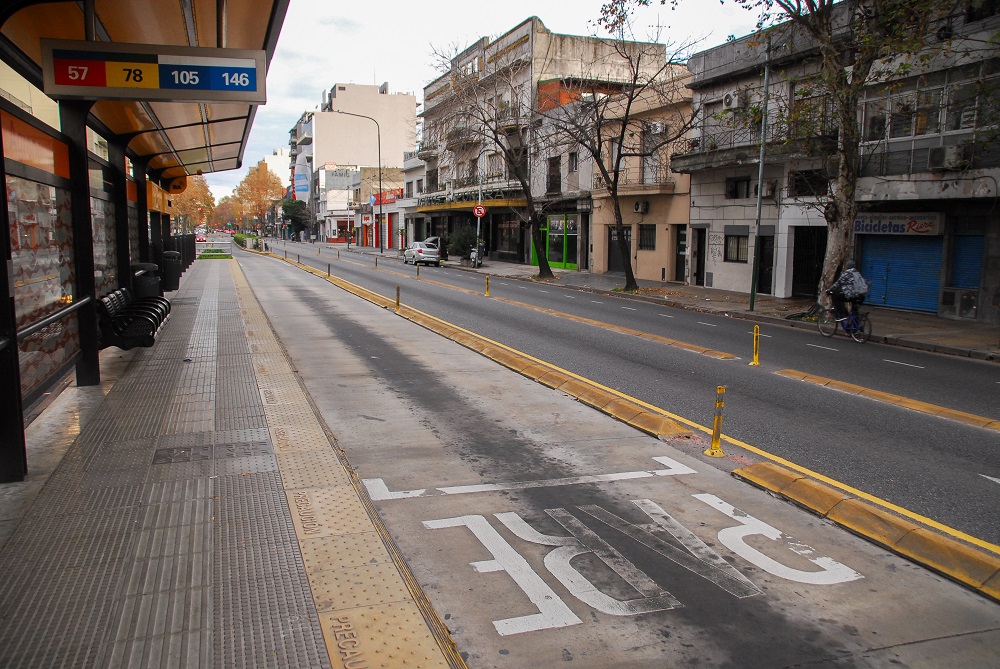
1, 0, 289, 180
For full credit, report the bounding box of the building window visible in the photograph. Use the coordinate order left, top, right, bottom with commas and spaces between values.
568, 151, 578, 172
789, 170, 829, 197
416, 178, 423, 194
487, 153, 503, 177
724, 234, 748, 262
725, 177, 751, 199
547, 156, 561, 193
405, 181, 413, 198
638, 224, 656, 250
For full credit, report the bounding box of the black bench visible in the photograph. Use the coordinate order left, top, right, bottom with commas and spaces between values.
97, 288, 171, 350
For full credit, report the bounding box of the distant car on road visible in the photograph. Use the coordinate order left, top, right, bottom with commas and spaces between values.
403, 241, 441, 267
196, 235, 207, 242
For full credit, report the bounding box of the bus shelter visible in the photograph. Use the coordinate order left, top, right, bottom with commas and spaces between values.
0, 0, 289, 482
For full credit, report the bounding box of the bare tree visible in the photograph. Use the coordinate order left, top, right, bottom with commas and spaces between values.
540, 32, 696, 291
603, 0, 965, 296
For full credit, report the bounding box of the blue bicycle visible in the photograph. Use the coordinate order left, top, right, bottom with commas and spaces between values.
817, 301, 872, 342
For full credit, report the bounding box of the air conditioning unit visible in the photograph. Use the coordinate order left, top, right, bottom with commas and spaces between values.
634, 200, 649, 214
649, 121, 664, 134
928, 145, 972, 171
722, 90, 741, 111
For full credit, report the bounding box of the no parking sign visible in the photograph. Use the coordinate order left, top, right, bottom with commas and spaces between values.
473, 205, 486, 218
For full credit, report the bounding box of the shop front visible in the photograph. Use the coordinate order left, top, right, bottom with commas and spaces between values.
532, 213, 579, 270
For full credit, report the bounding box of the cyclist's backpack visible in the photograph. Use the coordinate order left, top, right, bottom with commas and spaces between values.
850, 271, 870, 296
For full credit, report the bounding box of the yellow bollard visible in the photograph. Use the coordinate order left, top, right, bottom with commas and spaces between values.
327, 263, 331, 276
296, 254, 300, 263
375, 256, 378, 269
485, 275, 490, 297
338, 250, 340, 260
395, 286, 400, 313
704, 386, 727, 458
416, 264, 420, 278
749, 325, 760, 366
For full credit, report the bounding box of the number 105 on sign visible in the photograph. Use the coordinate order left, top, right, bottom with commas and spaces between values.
161, 64, 256, 91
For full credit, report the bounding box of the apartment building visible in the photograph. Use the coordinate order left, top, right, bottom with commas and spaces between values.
416, 17, 667, 268
288, 83, 415, 245
671, 5, 1000, 322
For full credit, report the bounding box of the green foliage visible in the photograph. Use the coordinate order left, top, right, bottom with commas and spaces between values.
233, 233, 257, 249
198, 252, 232, 259
447, 225, 477, 260
281, 199, 311, 235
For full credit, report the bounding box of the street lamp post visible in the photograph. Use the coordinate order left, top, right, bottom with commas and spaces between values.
334, 109, 382, 253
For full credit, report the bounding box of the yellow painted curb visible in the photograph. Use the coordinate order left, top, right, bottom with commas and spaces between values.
733, 462, 1000, 603
781, 478, 849, 515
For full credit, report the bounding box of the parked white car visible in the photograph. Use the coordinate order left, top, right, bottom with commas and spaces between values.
403, 241, 441, 267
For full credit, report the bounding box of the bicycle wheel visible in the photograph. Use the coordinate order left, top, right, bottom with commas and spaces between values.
850, 314, 872, 343
817, 309, 838, 337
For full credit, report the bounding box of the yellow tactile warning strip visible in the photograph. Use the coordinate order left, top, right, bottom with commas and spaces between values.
230, 260, 466, 669
733, 462, 1000, 603
777, 369, 1000, 432
267, 252, 690, 440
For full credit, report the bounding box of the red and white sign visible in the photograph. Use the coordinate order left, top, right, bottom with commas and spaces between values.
473, 205, 487, 218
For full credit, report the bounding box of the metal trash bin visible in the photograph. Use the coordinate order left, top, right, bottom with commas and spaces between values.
162, 251, 182, 291
131, 263, 161, 297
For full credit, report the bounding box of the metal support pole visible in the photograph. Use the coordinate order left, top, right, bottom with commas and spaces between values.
485, 275, 490, 297
375, 256, 378, 269
327, 263, 331, 276
749, 37, 772, 312
704, 386, 727, 458
395, 286, 400, 313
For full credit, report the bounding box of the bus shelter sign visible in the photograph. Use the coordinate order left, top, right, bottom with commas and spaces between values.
41, 40, 266, 103
854, 212, 942, 235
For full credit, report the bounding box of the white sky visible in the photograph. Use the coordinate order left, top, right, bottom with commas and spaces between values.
206, 0, 760, 201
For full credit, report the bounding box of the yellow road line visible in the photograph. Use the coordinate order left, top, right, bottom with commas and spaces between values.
777, 369, 1000, 432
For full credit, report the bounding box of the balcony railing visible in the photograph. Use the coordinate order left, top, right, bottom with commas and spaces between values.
593, 165, 675, 191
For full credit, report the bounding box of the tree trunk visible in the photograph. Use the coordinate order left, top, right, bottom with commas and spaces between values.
612, 201, 638, 291
530, 219, 554, 279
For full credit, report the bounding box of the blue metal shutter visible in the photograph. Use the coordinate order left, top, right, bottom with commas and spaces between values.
949, 235, 984, 289
859, 235, 943, 312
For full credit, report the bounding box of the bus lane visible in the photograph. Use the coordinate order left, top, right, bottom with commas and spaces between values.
243, 252, 1000, 669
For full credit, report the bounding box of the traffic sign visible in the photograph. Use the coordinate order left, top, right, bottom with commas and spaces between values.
473, 205, 487, 218
41, 39, 266, 103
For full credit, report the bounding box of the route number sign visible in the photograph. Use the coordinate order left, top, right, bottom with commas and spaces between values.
41, 40, 266, 103
473, 205, 487, 218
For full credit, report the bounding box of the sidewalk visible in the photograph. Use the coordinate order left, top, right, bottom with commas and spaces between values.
0, 259, 461, 668
314, 241, 999, 363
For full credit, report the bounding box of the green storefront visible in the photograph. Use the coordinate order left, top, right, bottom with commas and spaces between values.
531, 213, 579, 270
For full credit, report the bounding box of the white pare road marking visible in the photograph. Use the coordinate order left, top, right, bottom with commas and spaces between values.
697, 322, 717, 327
363, 456, 697, 501
884, 359, 925, 369
422, 514, 582, 636
807, 343, 838, 351
425, 494, 861, 636
694, 493, 863, 585
981, 474, 1000, 486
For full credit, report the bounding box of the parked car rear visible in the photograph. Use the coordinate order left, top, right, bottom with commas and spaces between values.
403, 241, 441, 266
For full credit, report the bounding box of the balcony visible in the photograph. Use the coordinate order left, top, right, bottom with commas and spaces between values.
445, 126, 479, 150
593, 166, 676, 195
416, 141, 438, 161
671, 123, 838, 173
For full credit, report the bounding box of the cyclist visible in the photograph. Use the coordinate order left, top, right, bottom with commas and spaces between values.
827, 260, 869, 321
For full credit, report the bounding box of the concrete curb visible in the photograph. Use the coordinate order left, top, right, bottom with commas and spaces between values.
733, 462, 1000, 603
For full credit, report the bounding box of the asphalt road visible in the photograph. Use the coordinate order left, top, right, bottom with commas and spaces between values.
266, 242, 1000, 548
237, 249, 1000, 668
